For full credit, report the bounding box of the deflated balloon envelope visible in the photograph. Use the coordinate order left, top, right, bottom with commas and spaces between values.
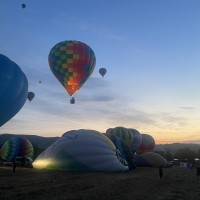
33, 129, 129, 172
0, 137, 34, 161
0, 54, 28, 127
48, 40, 96, 97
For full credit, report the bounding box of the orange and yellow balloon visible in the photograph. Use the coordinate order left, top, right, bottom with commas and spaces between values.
48, 40, 96, 96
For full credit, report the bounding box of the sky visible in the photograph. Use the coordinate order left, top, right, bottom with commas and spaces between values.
1, 0, 200, 144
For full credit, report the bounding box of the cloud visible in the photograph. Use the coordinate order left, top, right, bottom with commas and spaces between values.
178, 106, 196, 110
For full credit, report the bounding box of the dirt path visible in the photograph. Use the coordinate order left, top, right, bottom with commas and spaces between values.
0, 166, 199, 200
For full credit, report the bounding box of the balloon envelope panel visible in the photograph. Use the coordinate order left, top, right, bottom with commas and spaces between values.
0, 137, 34, 161
0, 54, 28, 126
135, 152, 167, 167
137, 134, 155, 154
110, 127, 133, 149
128, 128, 142, 153
48, 40, 96, 96
153, 146, 166, 157
33, 129, 129, 172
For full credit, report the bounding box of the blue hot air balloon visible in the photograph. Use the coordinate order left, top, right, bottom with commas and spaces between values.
0, 54, 28, 126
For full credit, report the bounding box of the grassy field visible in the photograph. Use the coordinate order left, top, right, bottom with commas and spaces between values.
0, 166, 200, 200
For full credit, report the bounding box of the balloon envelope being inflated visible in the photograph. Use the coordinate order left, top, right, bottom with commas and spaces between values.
33, 129, 129, 172
134, 152, 167, 168
0, 137, 34, 161
48, 40, 96, 97
109, 127, 134, 149
128, 128, 142, 153
0, 54, 28, 127
137, 134, 155, 154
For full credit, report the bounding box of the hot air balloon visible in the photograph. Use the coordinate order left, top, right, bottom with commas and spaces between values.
137, 134, 155, 154
27, 92, 35, 102
153, 146, 166, 157
128, 128, 142, 153
21, 4, 26, 9
33, 129, 129, 172
0, 137, 34, 161
0, 54, 28, 127
107, 134, 136, 170
134, 152, 167, 168
99, 68, 107, 77
109, 127, 134, 149
48, 40, 96, 103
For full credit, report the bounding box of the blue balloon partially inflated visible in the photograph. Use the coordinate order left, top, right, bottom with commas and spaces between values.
0, 54, 28, 126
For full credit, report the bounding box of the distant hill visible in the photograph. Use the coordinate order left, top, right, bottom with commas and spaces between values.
1, 133, 200, 154
156, 143, 200, 153
0, 133, 59, 149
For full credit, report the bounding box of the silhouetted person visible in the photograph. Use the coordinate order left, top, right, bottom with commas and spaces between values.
13, 160, 16, 172
159, 167, 163, 180
197, 165, 200, 179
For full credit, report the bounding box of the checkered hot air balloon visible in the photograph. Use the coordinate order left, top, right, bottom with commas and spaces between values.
48, 40, 96, 98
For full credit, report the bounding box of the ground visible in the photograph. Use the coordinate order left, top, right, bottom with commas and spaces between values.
0, 166, 200, 200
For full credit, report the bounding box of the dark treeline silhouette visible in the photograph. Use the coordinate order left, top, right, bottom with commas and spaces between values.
164, 147, 200, 164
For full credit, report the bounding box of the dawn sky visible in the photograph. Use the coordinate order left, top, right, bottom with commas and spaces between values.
1, 0, 200, 144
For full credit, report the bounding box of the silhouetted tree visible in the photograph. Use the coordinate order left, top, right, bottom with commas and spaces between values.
164, 150, 173, 161
174, 147, 197, 163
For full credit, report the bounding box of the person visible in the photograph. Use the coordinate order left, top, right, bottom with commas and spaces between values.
159, 167, 163, 180
197, 165, 200, 179
13, 160, 16, 172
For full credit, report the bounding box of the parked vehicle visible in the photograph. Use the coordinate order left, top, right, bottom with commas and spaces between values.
15, 157, 33, 168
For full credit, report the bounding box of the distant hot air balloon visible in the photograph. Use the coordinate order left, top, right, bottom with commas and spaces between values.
0, 137, 34, 161
99, 68, 107, 77
0, 54, 28, 127
27, 92, 35, 102
33, 129, 128, 172
48, 40, 96, 103
21, 4, 26, 9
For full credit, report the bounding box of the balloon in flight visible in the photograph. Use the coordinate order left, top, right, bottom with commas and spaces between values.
48, 40, 96, 100
99, 68, 107, 77
0, 54, 28, 127
21, 4, 26, 9
27, 92, 35, 102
